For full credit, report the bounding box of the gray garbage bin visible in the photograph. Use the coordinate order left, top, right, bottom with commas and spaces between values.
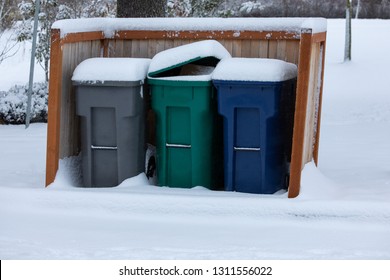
72, 58, 151, 187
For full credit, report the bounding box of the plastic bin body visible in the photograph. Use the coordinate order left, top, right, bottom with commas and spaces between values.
213, 79, 296, 194
75, 81, 145, 187
148, 78, 221, 189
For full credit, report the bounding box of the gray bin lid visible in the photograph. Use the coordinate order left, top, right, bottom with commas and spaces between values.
212, 58, 298, 82
147, 40, 231, 81
72, 58, 151, 86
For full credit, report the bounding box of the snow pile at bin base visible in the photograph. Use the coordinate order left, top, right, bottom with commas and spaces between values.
72, 58, 151, 83
212, 58, 298, 82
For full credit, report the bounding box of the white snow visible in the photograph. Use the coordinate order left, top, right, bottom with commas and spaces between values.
212, 58, 298, 82
52, 17, 327, 38
1, 19, 390, 260
72, 58, 151, 83
0, 30, 45, 91
147, 40, 230, 80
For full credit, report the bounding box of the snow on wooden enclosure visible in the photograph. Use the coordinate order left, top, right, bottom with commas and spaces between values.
52, 17, 327, 38
46, 17, 327, 198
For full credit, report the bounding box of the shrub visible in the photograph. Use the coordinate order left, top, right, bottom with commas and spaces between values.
0, 82, 48, 124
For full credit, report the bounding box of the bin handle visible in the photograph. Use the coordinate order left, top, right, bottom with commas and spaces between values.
234, 147, 260, 151
91, 145, 118, 150
166, 143, 191, 149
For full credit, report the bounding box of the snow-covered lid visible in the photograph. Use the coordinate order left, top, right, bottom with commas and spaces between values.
52, 18, 327, 38
147, 40, 231, 80
212, 58, 298, 82
72, 58, 151, 83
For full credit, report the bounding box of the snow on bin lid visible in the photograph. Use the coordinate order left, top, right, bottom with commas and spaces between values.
212, 58, 298, 82
72, 58, 151, 83
147, 40, 231, 80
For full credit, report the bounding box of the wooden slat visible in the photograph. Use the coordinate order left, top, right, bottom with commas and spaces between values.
285, 40, 300, 65
249, 40, 260, 58
45, 29, 62, 186
122, 40, 132, 57
276, 40, 287, 61
302, 43, 320, 164
313, 41, 326, 165
241, 40, 252, 57
259, 40, 269, 58
221, 40, 233, 54
109, 40, 124, 57
164, 39, 174, 50
268, 40, 277, 58
59, 43, 74, 158
155, 39, 166, 54
130, 39, 140, 57
231, 39, 242, 57
139, 40, 149, 58
288, 31, 313, 198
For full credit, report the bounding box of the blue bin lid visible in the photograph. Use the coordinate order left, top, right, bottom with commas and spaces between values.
212, 58, 297, 82
148, 40, 231, 81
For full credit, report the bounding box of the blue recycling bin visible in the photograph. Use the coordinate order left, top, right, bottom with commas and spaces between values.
212, 58, 297, 194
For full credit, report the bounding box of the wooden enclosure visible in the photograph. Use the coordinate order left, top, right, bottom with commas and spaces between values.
45, 18, 327, 198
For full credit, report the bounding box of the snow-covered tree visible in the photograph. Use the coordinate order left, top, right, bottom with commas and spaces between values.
59, 0, 116, 18
166, 0, 191, 17
16, 0, 72, 82
238, 1, 267, 17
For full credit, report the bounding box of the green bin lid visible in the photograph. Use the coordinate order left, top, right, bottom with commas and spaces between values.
148, 40, 231, 79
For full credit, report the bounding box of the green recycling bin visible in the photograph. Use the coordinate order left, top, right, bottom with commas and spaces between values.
148, 40, 231, 189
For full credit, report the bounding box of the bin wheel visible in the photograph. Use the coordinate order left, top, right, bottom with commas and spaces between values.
146, 156, 156, 179
284, 174, 290, 189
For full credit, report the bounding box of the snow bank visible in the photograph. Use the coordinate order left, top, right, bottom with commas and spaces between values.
52, 18, 327, 38
212, 58, 297, 82
72, 58, 151, 83
148, 40, 230, 81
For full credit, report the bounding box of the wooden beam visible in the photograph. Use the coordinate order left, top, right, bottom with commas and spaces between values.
45, 29, 63, 186
115, 30, 300, 41
288, 30, 313, 198
61, 31, 105, 44
312, 32, 327, 43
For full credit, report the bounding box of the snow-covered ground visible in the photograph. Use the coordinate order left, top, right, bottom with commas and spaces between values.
0, 19, 390, 260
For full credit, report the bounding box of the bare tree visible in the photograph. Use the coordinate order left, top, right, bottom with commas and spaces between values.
0, 0, 19, 65
0, 30, 19, 65
117, 0, 166, 17
345, 0, 352, 61
355, 0, 361, 18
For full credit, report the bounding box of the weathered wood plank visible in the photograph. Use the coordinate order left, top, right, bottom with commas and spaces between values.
286, 40, 300, 65
313, 41, 326, 165
231, 39, 242, 57
276, 40, 287, 61
267, 40, 278, 59
241, 40, 252, 57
